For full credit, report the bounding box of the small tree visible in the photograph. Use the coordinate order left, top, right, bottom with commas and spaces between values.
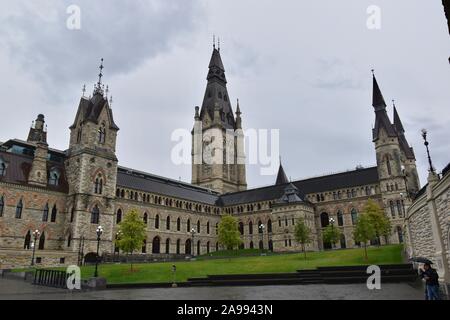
115, 208, 146, 271
294, 218, 312, 259
322, 224, 341, 249
218, 215, 242, 250
353, 214, 376, 261
364, 199, 391, 245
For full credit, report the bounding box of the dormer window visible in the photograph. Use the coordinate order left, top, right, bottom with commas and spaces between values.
48, 168, 60, 186
0, 158, 7, 176
98, 123, 106, 144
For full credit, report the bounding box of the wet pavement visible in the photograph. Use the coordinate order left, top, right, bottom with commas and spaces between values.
0, 278, 425, 300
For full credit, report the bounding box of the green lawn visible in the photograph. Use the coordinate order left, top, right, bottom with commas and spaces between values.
79, 245, 404, 284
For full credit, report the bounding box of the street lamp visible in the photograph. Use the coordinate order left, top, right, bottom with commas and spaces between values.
329, 218, 336, 249
94, 225, 103, 278
259, 224, 265, 252
421, 129, 435, 173
190, 228, 196, 256
30, 229, 40, 266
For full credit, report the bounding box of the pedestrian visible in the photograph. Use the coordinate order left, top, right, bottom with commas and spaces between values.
420, 263, 440, 300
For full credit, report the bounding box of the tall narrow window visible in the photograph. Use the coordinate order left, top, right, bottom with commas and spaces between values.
98, 124, 106, 144
351, 209, 358, 225
177, 217, 181, 231
116, 209, 122, 224
397, 200, 403, 218
143, 212, 148, 225
267, 220, 272, 233
94, 175, 103, 194
0, 196, 4, 217
15, 199, 23, 219
249, 221, 253, 235
91, 205, 100, 224
207, 221, 210, 234
155, 214, 159, 229
166, 216, 171, 230
67, 234, 72, 247
0, 162, 6, 176
197, 220, 201, 233
24, 231, 31, 249
337, 210, 344, 226
48, 169, 60, 186
390, 201, 396, 217
50, 205, 57, 222
38, 232, 46, 250
42, 203, 49, 222
70, 207, 75, 223
386, 155, 392, 176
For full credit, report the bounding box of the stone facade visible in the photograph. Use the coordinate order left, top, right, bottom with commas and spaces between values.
0, 51, 421, 269
405, 165, 450, 292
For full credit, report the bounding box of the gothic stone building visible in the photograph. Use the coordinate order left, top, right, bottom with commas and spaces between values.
0, 48, 421, 268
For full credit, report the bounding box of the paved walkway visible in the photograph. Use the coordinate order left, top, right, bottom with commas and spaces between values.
0, 278, 425, 300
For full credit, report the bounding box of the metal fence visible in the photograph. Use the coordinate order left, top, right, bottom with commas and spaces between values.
33, 269, 69, 288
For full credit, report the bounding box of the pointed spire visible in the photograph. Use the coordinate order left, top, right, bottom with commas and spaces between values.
93, 58, 105, 95
275, 159, 289, 185
372, 70, 386, 110
82, 84, 86, 97
236, 99, 241, 115
392, 100, 405, 133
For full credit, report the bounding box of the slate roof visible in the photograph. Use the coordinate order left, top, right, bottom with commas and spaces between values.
372, 75, 398, 141
116, 166, 220, 205
70, 93, 119, 130
219, 166, 380, 206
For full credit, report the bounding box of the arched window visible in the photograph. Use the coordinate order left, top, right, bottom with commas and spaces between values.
154, 214, 159, 229
67, 234, 72, 247
197, 240, 201, 255
268, 240, 273, 252
249, 241, 254, 249
42, 203, 49, 222
249, 221, 253, 235
142, 239, 147, 253
197, 220, 201, 233
390, 201, 396, 217
386, 155, 392, 176
0, 195, 4, 217
267, 219, 272, 233
91, 205, 100, 224
176, 239, 181, 254
185, 239, 192, 255
397, 200, 403, 218
48, 169, 60, 186
207, 221, 210, 234
207, 241, 210, 254
15, 199, 23, 219
152, 236, 160, 254
177, 217, 181, 231
24, 231, 31, 249
320, 212, 329, 228
396, 226, 403, 243
38, 232, 45, 250
239, 222, 244, 235
116, 209, 122, 224
98, 123, 106, 144
258, 220, 263, 234
337, 211, 344, 226
166, 216, 171, 230
351, 208, 358, 225
50, 205, 57, 222
166, 239, 170, 254
94, 175, 103, 194
187, 219, 191, 232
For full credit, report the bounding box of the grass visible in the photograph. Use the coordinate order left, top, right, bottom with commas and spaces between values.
78, 245, 404, 284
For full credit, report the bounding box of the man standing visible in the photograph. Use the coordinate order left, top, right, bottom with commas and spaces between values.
420, 263, 440, 300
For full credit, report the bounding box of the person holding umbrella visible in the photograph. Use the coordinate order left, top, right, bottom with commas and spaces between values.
419, 261, 440, 300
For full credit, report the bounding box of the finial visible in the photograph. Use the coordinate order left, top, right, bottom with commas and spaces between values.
31, 120, 35, 128
98, 58, 104, 85
109, 96, 113, 107
105, 85, 109, 98
218, 37, 220, 51
371, 69, 375, 76
213, 34, 216, 49
392, 99, 395, 107
82, 84, 86, 96
94, 58, 105, 95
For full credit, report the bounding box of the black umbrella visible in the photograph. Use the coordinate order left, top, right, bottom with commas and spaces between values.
409, 257, 433, 264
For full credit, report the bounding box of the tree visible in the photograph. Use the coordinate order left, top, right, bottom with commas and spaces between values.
364, 199, 392, 245
322, 224, 341, 249
353, 214, 376, 261
218, 215, 242, 250
294, 218, 312, 259
115, 208, 146, 271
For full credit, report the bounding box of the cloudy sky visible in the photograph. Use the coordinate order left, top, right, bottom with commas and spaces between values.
0, 0, 449, 189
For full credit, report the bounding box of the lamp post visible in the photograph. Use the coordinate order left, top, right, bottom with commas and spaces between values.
329, 218, 336, 249
94, 225, 103, 278
259, 224, 265, 253
190, 228, 196, 256
421, 129, 435, 174
30, 229, 40, 266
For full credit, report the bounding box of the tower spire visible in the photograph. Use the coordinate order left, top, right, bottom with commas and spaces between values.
94, 58, 104, 95
392, 100, 405, 133
372, 70, 386, 110
275, 159, 289, 185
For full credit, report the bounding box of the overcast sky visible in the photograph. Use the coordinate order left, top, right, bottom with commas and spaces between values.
0, 0, 449, 189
